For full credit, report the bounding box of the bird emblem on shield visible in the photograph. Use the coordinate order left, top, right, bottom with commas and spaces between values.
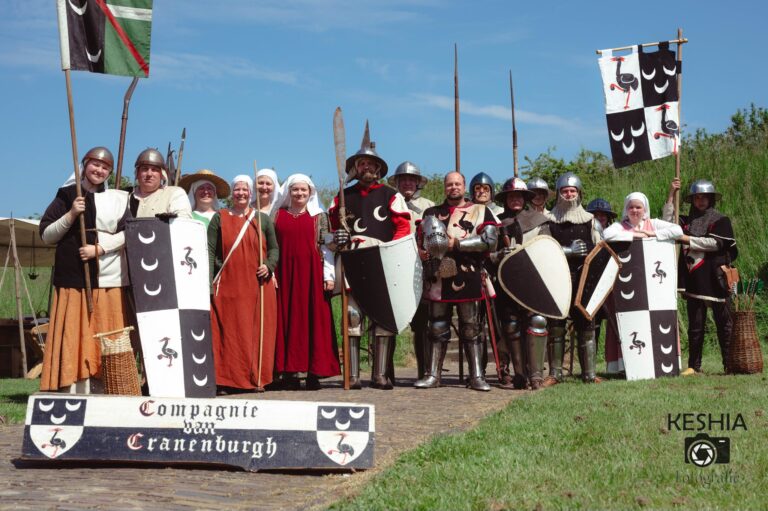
316, 406, 371, 466
28, 397, 87, 459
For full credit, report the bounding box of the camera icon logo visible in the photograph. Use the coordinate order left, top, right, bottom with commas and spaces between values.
684, 433, 730, 468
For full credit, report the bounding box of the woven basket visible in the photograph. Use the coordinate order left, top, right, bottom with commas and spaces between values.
99, 331, 141, 396
727, 311, 764, 374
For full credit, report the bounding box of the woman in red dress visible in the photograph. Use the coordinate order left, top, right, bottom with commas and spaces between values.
208, 175, 278, 393
274, 174, 339, 390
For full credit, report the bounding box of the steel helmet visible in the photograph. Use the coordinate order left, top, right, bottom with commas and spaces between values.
526, 176, 555, 200
345, 121, 388, 179
469, 172, 495, 192
81, 146, 114, 170
134, 148, 167, 170
555, 172, 583, 194
494, 177, 535, 203
388, 161, 427, 188
684, 179, 721, 203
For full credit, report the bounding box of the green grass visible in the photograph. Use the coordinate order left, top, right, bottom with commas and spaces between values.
0, 378, 38, 424
332, 359, 768, 511
0, 267, 52, 318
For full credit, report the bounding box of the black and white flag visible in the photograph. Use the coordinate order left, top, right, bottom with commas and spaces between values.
598, 42, 680, 168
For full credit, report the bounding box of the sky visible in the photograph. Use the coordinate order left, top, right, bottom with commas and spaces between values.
1, 0, 767, 217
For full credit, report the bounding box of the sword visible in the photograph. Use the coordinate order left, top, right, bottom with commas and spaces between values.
482, 279, 503, 383
333, 107, 351, 390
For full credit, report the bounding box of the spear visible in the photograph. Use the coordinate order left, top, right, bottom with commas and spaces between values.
175, 128, 186, 185
253, 159, 265, 390
166, 143, 176, 185
509, 70, 519, 177
114, 77, 139, 190
454, 43, 461, 174
333, 107, 351, 390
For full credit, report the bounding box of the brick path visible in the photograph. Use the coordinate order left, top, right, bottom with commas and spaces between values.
0, 362, 523, 511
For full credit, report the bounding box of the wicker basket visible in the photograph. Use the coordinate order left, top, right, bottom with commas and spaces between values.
99, 329, 141, 395
727, 311, 764, 374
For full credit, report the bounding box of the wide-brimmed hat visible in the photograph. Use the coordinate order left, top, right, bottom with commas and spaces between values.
345, 120, 388, 180
494, 177, 535, 203
178, 169, 231, 198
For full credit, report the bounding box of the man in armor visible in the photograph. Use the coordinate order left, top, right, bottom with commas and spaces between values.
491, 178, 552, 389
526, 176, 555, 216
470, 172, 504, 216
544, 172, 603, 385
415, 171, 499, 391
329, 130, 411, 390
388, 162, 435, 378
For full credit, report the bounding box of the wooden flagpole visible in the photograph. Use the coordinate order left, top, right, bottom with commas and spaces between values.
114, 77, 139, 190
510, 70, 519, 177
333, 107, 350, 390
63, 69, 94, 314
454, 44, 461, 174
595, 37, 688, 55
674, 27, 684, 222
254, 160, 265, 390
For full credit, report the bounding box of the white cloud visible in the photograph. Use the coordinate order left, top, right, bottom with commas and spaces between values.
151, 52, 299, 85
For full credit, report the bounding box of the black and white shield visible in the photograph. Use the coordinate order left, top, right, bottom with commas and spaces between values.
316, 405, 372, 466
611, 239, 680, 380
28, 397, 87, 459
498, 235, 572, 319
126, 218, 216, 398
575, 241, 622, 320
341, 234, 422, 333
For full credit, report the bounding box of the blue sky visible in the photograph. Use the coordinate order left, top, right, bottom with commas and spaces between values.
2, 0, 766, 216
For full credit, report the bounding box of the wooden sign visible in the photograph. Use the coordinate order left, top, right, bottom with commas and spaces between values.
20, 395, 375, 471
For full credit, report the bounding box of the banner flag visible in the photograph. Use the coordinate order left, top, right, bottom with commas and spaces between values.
56, 0, 153, 77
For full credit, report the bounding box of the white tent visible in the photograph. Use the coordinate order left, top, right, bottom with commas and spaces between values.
0, 217, 55, 267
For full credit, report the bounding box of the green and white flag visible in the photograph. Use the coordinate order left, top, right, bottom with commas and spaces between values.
56, 0, 153, 77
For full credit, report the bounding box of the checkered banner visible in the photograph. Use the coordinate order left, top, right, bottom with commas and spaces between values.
597, 42, 681, 168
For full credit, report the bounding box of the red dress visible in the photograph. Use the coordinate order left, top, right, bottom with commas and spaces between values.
274, 209, 339, 377
210, 212, 277, 389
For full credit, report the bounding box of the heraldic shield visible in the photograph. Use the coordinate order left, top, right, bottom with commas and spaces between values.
575, 241, 622, 321
498, 235, 572, 319
27, 397, 87, 459
316, 405, 373, 466
340, 234, 422, 333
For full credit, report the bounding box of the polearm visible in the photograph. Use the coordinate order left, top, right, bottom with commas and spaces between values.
114, 77, 139, 190
253, 160, 265, 390
674, 27, 684, 223
166, 143, 176, 183
174, 128, 186, 186
510, 70, 519, 177
333, 107, 351, 390
454, 43, 461, 174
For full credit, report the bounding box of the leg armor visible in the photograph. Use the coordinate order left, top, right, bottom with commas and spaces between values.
686, 298, 706, 372
371, 336, 394, 390
411, 301, 429, 379
458, 301, 490, 391
500, 313, 525, 390
414, 302, 452, 389
578, 328, 598, 383
348, 336, 362, 390
544, 321, 566, 386
526, 314, 548, 390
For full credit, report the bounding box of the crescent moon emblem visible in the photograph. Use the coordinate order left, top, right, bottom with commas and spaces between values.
663, 64, 676, 76
320, 408, 336, 419
193, 374, 208, 387
460, 264, 470, 272
353, 218, 367, 233
373, 206, 387, 221
65, 401, 82, 411
143, 283, 162, 296
437, 213, 450, 221
192, 353, 206, 364
618, 272, 632, 283
86, 49, 102, 63
127, 433, 144, 451
451, 281, 466, 292
68, 0, 87, 15
335, 419, 351, 431
191, 330, 205, 341
50, 414, 66, 425
622, 139, 635, 154
618, 253, 631, 263
660, 343, 673, 354
631, 122, 645, 138
654, 80, 669, 94
141, 258, 159, 271
350, 409, 365, 419
610, 129, 624, 141
138, 231, 156, 244
659, 324, 672, 334
620, 290, 635, 300
661, 362, 674, 373
38, 401, 54, 412
641, 68, 656, 80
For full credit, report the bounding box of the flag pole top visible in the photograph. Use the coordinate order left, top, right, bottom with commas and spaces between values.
596, 37, 688, 55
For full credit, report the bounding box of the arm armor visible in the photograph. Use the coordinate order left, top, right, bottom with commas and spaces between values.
456, 225, 499, 253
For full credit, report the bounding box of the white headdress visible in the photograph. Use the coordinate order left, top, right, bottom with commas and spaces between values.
277, 173, 324, 217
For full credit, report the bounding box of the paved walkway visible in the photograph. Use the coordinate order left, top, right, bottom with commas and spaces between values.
0, 363, 524, 511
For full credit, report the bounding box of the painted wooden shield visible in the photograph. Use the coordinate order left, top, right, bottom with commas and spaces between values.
341, 234, 422, 333
575, 241, 622, 320
497, 235, 572, 319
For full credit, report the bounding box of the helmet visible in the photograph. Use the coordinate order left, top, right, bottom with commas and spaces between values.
526, 176, 555, 200
684, 179, 721, 203
388, 161, 428, 188
81, 146, 114, 170
586, 198, 616, 218
345, 121, 388, 179
469, 172, 494, 192
555, 172, 583, 194
494, 177, 535, 203
134, 148, 167, 171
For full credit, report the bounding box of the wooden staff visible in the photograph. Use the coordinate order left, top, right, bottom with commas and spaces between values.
114, 77, 139, 190
10, 219, 29, 376
674, 27, 684, 223
454, 43, 461, 174
510, 70, 519, 177
595, 37, 688, 54
63, 69, 93, 313
333, 107, 350, 390
254, 160, 265, 390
